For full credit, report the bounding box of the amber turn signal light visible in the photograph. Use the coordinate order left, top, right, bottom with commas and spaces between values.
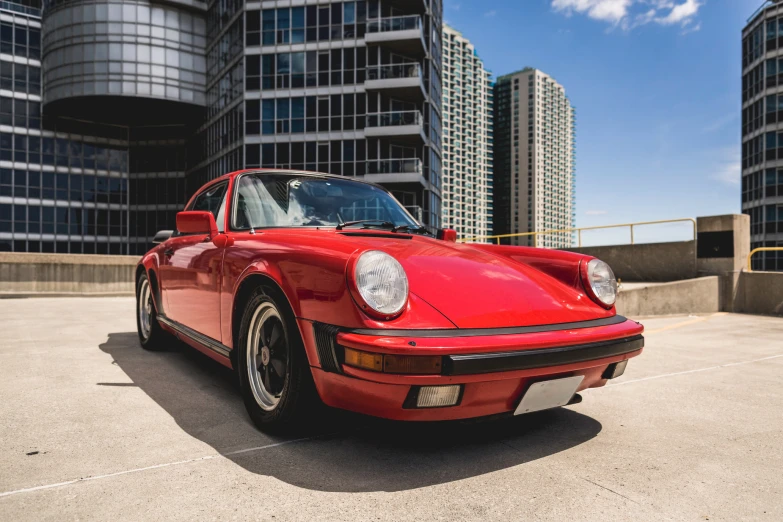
343, 348, 383, 372
343, 348, 442, 374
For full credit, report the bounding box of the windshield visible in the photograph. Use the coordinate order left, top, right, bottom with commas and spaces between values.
232, 173, 419, 230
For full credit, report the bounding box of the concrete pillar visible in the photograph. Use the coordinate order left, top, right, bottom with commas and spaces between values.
695, 214, 750, 311
695, 214, 750, 275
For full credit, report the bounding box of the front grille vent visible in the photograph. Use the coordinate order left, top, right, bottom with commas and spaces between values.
312, 322, 341, 373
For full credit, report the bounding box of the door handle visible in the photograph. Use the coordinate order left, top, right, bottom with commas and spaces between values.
164, 248, 174, 257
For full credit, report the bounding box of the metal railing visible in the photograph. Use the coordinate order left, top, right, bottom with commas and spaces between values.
405, 205, 423, 222
367, 15, 422, 33
366, 110, 423, 128
366, 158, 422, 175
460, 218, 698, 248
747, 247, 783, 271
366, 63, 421, 81
4, 0, 41, 16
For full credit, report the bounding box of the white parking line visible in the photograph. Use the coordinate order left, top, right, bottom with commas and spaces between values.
0, 434, 330, 499
643, 312, 726, 335
609, 353, 783, 387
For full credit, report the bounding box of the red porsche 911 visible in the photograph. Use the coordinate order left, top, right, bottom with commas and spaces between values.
136, 169, 643, 432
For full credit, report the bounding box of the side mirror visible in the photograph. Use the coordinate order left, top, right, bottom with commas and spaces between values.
176, 211, 218, 237
152, 230, 173, 244
436, 228, 457, 242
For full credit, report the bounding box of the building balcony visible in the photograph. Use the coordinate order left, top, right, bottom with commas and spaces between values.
365, 15, 426, 56
363, 158, 427, 186
364, 110, 425, 142
367, 158, 422, 176
367, 158, 422, 174
365, 63, 425, 102
405, 205, 424, 222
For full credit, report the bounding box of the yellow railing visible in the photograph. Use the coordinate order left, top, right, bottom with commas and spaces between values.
460, 218, 698, 247
746, 247, 783, 272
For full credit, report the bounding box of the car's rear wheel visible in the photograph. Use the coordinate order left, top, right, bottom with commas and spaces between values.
136, 272, 167, 350
237, 287, 317, 432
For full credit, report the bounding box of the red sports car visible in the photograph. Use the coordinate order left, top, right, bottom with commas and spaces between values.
136, 169, 643, 431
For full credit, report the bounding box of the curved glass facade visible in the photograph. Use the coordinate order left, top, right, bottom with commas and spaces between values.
41, 0, 206, 107
743, 3, 783, 271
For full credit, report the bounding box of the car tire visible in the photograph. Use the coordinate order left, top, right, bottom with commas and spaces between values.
136, 272, 167, 351
237, 286, 317, 433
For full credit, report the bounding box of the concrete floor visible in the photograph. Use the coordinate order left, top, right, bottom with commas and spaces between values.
0, 299, 781, 521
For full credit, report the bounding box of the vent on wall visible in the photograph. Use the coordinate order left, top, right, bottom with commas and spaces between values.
697, 231, 734, 259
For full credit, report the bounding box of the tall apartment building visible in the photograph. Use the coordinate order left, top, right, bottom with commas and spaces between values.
742, 0, 783, 271
196, 0, 444, 229
441, 24, 492, 240
0, 0, 443, 255
493, 68, 575, 248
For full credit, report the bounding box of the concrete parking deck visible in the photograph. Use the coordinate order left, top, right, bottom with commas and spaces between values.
1, 298, 781, 521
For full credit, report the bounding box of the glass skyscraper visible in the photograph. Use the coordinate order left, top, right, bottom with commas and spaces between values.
236, 0, 443, 228
742, 0, 783, 271
0, 0, 443, 255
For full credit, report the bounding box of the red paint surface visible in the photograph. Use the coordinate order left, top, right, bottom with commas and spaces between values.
138, 169, 644, 421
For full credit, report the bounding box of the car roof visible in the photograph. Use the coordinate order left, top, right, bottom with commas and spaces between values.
214, 169, 386, 190
187, 168, 391, 210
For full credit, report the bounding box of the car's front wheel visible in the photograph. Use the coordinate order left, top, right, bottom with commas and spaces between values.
237, 287, 316, 432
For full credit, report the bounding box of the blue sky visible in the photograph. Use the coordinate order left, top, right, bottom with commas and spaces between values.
444, 0, 755, 244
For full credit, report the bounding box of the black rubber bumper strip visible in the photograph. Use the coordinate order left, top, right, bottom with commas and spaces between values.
347, 314, 629, 338
441, 335, 644, 376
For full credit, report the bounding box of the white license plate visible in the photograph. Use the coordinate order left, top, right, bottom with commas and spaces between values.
514, 375, 584, 415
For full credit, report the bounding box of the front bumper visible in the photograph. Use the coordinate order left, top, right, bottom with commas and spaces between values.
299, 316, 644, 421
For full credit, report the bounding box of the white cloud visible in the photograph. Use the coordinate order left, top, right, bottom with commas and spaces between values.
552, 0, 704, 31
711, 147, 740, 186
702, 112, 738, 133
681, 21, 701, 35
484, 9, 497, 17
551, 0, 631, 24
713, 161, 740, 185
655, 0, 700, 25
634, 8, 658, 26
585, 210, 609, 215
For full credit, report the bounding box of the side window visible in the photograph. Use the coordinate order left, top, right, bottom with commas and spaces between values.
190, 182, 228, 232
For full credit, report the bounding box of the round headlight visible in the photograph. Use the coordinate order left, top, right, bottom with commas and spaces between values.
354, 250, 409, 316
585, 259, 617, 307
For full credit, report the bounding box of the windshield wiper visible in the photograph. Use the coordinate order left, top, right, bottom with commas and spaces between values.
336, 220, 396, 231
392, 224, 430, 235
336, 220, 429, 234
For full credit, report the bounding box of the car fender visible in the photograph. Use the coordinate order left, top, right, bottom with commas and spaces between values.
223, 247, 456, 351
137, 246, 164, 314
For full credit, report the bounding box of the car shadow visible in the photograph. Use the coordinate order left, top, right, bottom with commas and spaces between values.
100, 332, 603, 493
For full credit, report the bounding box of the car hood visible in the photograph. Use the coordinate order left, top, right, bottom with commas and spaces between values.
359, 235, 613, 329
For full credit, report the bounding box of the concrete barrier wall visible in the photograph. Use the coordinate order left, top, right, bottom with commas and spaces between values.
0, 253, 139, 295
1, 250, 780, 318
733, 271, 783, 316
615, 277, 721, 317
565, 241, 697, 282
